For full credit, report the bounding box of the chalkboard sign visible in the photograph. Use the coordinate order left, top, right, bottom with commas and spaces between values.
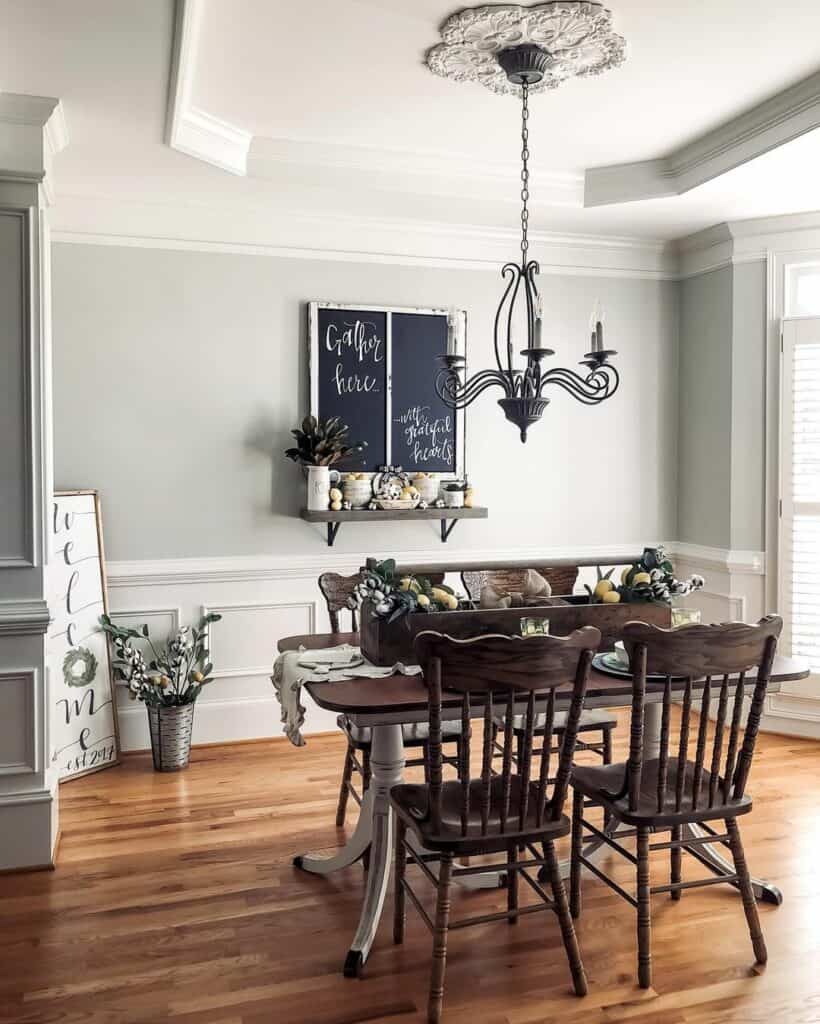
309, 302, 465, 475
48, 491, 119, 782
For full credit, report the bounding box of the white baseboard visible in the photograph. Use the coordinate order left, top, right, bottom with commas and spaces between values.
117, 695, 339, 751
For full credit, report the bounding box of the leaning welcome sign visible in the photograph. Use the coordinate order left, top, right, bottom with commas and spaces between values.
48, 491, 119, 781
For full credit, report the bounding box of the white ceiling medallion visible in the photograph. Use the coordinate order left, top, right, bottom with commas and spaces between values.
426, 2, 626, 96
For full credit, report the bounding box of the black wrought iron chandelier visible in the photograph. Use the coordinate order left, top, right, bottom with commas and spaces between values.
435, 43, 620, 442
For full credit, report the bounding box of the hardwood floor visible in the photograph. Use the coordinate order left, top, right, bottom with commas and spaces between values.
1, 719, 819, 1023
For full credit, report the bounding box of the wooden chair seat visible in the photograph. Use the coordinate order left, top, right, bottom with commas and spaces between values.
393, 777, 571, 855
495, 707, 616, 736
572, 759, 752, 828
338, 714, 467, 749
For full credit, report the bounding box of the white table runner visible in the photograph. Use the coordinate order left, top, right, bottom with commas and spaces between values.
271, 644, 421, 746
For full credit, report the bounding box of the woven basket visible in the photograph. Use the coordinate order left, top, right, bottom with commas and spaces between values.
375, 498, 420, 510
147, 703, 195, 771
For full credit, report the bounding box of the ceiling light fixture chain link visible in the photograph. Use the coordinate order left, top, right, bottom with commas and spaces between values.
520, 79, 529, 261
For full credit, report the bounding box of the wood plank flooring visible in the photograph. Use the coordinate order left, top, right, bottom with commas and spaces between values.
1, 718, 819, 1023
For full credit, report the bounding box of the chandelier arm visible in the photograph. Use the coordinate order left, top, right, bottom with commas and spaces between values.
538, 365, 620, 405
504, 264, 523, 378
493, 263, 519, 376
435, 368, 511, 408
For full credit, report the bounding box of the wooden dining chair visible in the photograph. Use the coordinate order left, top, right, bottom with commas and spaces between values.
460, 567, 617, 770
317, 572, 466, 830
392, 626, 601, 1023
569, 615, 783, 989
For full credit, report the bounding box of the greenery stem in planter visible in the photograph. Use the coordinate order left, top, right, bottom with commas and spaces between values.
100, 611, 221, 771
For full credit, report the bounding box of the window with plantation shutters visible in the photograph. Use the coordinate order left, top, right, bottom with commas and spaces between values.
780, 317, 820, 687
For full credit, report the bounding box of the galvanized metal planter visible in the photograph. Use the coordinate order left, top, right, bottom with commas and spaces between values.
147, 703, 195, 771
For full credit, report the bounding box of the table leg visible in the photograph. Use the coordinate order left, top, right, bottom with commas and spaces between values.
294, 723, 405, 977
680, 822, 783, 905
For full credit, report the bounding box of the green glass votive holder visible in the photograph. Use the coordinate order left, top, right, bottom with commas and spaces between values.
520, 617, 550, 637
671, 607, 702, 628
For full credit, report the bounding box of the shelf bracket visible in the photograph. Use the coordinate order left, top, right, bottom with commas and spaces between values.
440, 518, 458, 543
327, 521, 341, 547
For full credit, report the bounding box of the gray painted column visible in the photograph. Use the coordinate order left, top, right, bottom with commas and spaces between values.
0, 94, 66, 869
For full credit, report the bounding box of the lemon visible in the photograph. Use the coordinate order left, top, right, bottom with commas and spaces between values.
593, 579, 614, 600
329, 487, 342, 502
417, 594, 430, 608
621, 567, 631, 584
602, 590, 621, 603
632, 571, 651, 586
400, 577, 413, 591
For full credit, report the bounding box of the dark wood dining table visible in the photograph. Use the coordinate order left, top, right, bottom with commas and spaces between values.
279, 630, 810, 978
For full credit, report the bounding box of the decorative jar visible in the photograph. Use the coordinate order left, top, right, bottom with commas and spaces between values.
342, 474, 374, 509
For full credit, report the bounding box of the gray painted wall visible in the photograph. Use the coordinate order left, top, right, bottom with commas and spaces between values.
677, 260, 767, 552
52, 243, 679, 562
730, 260, 767, 551
678, 266, 733, 549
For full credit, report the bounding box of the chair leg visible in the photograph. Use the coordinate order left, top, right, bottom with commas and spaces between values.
335, 740, 355, 827
726, 818, 767, 964
670, 825, 681, 901
602, 727, 613, 765
394, 819, 406, 945
422, 742, 430, 784
363, 749, 372, 791
507, 843, 519, 924
636, 827, 652, 989
570, 787, 584, 919
428, 853, 454, 1024
545, 840, 588, 997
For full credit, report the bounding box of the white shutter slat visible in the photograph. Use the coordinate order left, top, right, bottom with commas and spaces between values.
782, 326, 820, 676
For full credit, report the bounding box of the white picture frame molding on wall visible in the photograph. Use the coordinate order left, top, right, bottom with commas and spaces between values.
307, 300, 466, 479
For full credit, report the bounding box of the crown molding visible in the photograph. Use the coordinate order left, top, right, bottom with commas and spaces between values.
585, 70, 820, 207
248, 136, 584, 208
165, 0, 251, 176
676, 211, 820, 279
0, 93, 68, 202
49, 193, 677, 279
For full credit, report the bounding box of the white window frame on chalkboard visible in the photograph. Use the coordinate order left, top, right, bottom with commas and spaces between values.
307, 301, 466, 478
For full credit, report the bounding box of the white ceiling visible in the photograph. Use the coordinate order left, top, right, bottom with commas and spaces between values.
3, 0, 820, 244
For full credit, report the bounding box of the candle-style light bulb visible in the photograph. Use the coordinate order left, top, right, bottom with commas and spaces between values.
447, 306, 458, 356
534, 292, 543, 348
590, 300, 604, 352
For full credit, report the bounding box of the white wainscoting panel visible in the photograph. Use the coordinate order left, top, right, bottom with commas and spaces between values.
0, 671, 36, 774
203, 601, 316, 678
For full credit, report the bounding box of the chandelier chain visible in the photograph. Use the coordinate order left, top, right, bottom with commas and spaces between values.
520, 80, 529, 260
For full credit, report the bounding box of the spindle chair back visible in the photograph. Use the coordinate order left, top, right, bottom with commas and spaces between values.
392, 627, 600, 1022
318, 571, 360, 632
414, 627, 601, 841
619, 615, 782, 818
569, 615, 783, 990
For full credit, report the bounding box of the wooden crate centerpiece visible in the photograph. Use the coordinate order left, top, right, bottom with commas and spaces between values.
360, 596, 672, 667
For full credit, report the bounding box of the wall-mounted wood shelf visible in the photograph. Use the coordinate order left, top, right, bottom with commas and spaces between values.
300, 506, 488, 547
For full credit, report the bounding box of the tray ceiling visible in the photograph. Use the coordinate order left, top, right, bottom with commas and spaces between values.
2, 0, 820, 244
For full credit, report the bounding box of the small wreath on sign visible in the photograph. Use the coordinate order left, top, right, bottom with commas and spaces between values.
63, 646, 98, 688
